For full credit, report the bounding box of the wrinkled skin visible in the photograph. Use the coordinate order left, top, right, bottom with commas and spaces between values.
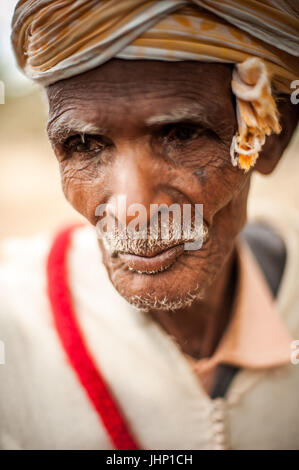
46, 59, 298, 360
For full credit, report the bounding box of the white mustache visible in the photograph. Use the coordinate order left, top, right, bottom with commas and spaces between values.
100, 219, 209, 257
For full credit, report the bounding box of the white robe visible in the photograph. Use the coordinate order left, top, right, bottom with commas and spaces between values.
0, 202, 299, 450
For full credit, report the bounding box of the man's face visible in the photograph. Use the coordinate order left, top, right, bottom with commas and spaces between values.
47, 60, 250, 310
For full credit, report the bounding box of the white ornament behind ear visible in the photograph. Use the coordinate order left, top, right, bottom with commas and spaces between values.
231, 57, 281, 172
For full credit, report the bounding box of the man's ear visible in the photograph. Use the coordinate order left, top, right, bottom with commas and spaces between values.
254, 95, 299, 175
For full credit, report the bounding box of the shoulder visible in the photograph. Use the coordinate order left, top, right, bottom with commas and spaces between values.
0, 225, 106, 333
0, 233, 51, 305
0, 228, 114, 449
0, 232, 50, 273
0, 224, 107, 385
0, 233, 52, 337
0, 224, 99, 295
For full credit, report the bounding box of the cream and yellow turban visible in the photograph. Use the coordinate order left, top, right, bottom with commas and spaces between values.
11, 0, 299, 171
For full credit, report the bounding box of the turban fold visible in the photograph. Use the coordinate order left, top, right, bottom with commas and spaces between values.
12, 0, 299, 171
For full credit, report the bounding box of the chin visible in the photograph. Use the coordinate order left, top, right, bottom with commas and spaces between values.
122, 286, 205, 312
101, 246, 215, 312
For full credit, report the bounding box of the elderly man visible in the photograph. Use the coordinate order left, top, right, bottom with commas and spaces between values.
0, 0, 299, 450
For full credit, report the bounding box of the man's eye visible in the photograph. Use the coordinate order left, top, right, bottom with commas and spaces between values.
63, 134, 107, 155
161, 123, 205, 142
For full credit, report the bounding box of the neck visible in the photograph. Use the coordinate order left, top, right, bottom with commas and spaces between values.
148, 247, 238, 359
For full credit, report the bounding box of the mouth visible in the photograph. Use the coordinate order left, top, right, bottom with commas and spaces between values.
117, 244, 185, 274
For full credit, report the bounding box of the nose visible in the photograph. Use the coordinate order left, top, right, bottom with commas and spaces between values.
107, 147, 173, 228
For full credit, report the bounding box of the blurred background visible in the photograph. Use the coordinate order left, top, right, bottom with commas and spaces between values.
0, 1, 298, 242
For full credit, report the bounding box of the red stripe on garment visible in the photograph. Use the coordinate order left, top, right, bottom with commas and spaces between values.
46, 224, 140, 450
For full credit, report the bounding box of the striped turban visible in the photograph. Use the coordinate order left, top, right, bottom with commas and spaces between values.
11, 0, 299, 171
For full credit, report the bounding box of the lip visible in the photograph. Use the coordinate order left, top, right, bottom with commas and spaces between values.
118, 244, 185, 274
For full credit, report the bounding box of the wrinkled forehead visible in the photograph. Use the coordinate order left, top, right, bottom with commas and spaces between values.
46, 60, 235, 128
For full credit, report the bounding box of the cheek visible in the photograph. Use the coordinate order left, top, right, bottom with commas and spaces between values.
203, 166, 249, 225
171, 142, 249, 225
59, 159, 109, 224
206, 177, 250, 274
169, 147, 250, 277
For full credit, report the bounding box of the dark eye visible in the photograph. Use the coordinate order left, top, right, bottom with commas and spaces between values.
161, 123, 205, 142
63, 134, 109, 156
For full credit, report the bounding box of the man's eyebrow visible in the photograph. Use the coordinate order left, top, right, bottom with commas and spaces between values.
145, 105, 209, 126
47, 112, 107, 143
